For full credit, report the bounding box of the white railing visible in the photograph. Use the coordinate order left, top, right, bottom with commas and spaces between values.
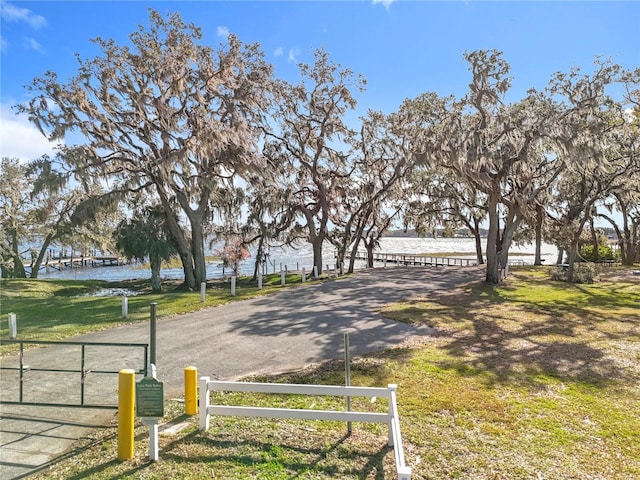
199, 378, 412, 480
352, 250, 477, 268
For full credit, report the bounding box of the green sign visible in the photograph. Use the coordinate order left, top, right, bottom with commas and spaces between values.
136, 377, 164, 418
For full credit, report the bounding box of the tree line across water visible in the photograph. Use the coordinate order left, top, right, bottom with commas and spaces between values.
1, 10, 638, 289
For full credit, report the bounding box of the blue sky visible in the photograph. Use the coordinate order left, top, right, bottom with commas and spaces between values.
1, 0, 638, 162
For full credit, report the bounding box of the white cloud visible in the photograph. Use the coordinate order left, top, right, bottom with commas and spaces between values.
217, 25, 230, 38
288, 47, 300, 64
1, 1, 47, 29
0, 103, 61, 163
372, 0, 396, 11
23, 36, 44, 54
273, 46, 284, 58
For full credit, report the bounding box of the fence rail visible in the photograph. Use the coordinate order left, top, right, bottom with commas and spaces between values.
349, 250, 477, 268
199, 378, 411, 479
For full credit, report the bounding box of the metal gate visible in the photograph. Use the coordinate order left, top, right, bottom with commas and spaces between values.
0, 339, 148, 409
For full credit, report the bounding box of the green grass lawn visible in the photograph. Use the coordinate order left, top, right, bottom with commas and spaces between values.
0, 272, 327, 355
10, 267, 640, 479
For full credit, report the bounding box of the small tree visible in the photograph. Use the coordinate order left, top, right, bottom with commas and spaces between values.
114, 207, 178, 292
216, 237, 251, 276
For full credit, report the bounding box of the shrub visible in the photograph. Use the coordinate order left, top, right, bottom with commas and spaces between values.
580, 244, 618, 263
550, 263, 597, 283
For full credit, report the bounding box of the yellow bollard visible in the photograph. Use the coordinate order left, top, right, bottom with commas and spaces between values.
118, 369, 136, 461
184, 366, 198, 416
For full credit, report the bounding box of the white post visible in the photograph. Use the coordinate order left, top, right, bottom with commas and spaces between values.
313, 266, 318, 279
8, 313, 17, 339
344, 332, 352, 434
121, 296, 128, 319
281, 269, 285, 286
398, 466, 412, 480
301, 267, 306, 283
258, 271, 263, 290
340, 262, 344, 275
150, 423, 159, 461
387, 384, 397, 447
231, 276, 236, 296
200, 282, 206, 302
199, 376, 210, 431
142, 418, 159, 461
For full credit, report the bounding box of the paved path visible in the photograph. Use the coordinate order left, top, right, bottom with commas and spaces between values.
0, 265, 483, 479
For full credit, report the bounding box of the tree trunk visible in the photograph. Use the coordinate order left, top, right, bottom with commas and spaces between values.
190, 220, 207, 286
150, 253, 162, 292
365, 239, 375, 268
10, 229, 27, 278
534, 205, 543, 266
335, 243, 346, 273
497, 211, 521, 275
566, 240, 579, 283
253, 236, 265, 280
633, 221, 640, 264
484, 194, 500, 284
156, 186, 197, 290
622, 222, 638, 266
347, 236, 362, 273
312, 237, 323, 275
472, 219, 484, 265
305, 212, 324, 274
590, 217, 599, 262
28, 233, 55, 279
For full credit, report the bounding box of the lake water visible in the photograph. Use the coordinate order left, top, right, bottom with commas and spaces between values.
36, 237, 558, 282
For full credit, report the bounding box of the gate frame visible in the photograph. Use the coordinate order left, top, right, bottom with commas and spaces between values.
0, 339, 148, 409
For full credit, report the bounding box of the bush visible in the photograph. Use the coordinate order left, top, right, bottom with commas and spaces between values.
550, 263, 597, 283
580, 245, 618, 263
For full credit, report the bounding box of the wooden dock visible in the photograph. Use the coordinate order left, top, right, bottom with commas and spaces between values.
35, 254, 122, 272
348, 251, 478, 267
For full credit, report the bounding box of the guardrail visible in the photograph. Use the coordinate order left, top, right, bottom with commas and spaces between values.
198, 378, 412, 479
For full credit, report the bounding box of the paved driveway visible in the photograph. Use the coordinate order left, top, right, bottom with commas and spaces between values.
0, 265, 483, 479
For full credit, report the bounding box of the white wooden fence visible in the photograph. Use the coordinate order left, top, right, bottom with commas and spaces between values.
198, 378, 412, 479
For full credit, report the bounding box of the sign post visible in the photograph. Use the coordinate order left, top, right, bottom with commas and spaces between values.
136, 376, 164, 461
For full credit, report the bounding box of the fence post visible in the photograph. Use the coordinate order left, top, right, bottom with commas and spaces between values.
199, 376, 210, 430
258, 271, 263, 290
281, 269, 285, 286
8, 313, 17, 339
122, 296, 128, 319
184, 366, 198, 415
301, 267, 306, 283
313, 266, 318, 279
231, 276, 236, 296
200, 282, 206, 302
387, 384, 397, 447
344, 332, 352, 434
118, 369, 135, 461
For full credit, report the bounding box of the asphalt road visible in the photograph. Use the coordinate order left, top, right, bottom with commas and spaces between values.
0, 265, 483, 479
